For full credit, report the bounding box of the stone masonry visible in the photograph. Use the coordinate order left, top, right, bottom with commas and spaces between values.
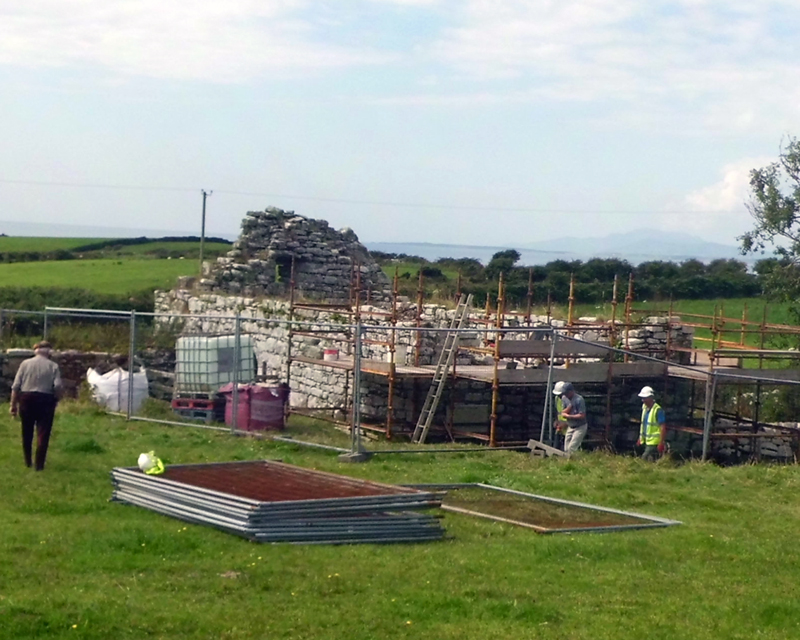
199, 207, 391, 301
155, 289, 695, 442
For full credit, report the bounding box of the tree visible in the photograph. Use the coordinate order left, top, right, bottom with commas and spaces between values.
485, 249, 521, 281
741, 137, 800, 311
580, 258, 633, 283
679, 259, 706, 278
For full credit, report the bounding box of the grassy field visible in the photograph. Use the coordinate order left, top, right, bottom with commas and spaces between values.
104, 241, 230, 257
381, 262, 461, 282
0, 237, 103, 252
0, 259, 199, 294
2, 404, 800, 639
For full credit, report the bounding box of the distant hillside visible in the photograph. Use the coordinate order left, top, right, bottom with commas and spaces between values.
521, 230, 746, 263
367, 230, 752, 266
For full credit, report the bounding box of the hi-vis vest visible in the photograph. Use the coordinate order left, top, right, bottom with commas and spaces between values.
556, 396, 564, 414
640, 402, 663, 446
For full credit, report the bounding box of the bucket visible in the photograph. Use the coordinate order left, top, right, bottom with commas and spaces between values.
323, 349, 339, 361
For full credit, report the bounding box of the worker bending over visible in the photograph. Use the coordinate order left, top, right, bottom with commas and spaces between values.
558, 382, 588, 456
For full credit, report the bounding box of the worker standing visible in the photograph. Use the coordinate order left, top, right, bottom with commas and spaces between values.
9, 341, 63, 470
552, 381, 568, 449
558, 382, 588, 456
637, 386, 666, 461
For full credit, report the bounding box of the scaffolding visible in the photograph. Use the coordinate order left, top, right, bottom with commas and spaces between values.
283, 268, 679, 448
6, 262, 800, 462
160, 256, 794, 458
632, 303, 800, 460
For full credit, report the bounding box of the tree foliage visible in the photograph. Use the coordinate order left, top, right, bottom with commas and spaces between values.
740, 136, 800, 310
485, 249, 521, 281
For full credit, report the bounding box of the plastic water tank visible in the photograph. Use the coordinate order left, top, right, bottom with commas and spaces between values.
175, 335, 254, 395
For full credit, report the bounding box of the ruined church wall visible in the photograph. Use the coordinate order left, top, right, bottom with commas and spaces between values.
155, 289, 694, 430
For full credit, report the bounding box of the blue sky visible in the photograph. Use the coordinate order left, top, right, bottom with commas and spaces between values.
1, 0, 798, 246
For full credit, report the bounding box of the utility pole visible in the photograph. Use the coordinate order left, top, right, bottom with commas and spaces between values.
199, 189, 212, 274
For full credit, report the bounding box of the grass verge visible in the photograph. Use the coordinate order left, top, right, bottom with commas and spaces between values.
1, 404, 800, 639
0, 259, 198, 295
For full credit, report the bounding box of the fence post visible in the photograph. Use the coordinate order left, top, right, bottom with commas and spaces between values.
127, 310, 136, 420
0, 309, 4, 343
339, 318, 370, 462
352, 319, 362, 453
231, 314, 241, 434
701, 372, 717, 461
540, 330, 558, 445
43, 308, 49, 341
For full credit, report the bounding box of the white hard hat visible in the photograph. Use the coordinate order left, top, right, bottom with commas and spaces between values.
638, 386, 655, 398
552, 381, 566, 395
138, 452, 156, 473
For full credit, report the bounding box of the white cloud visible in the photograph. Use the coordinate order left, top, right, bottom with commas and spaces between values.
684, 160, 760, 211
424, 0, 800, 131
666, 157, 772, 235
0, 0, 391, 81
366, 0, 441, 4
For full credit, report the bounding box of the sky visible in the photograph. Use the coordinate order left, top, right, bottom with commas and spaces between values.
1, 0, 798, 248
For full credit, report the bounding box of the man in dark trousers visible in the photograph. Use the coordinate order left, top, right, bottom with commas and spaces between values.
9, 341, 63, 470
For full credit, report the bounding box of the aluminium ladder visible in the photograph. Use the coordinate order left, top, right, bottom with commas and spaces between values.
411, 294, 473, 444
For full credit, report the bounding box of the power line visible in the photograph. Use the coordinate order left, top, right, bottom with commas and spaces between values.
0, 177, 743, 216
0, 178, 195, 193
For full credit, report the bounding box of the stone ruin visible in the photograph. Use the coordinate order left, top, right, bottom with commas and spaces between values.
199, 207, 390, 301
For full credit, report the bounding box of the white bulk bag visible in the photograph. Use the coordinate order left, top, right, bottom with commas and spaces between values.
86, 367, 149, 413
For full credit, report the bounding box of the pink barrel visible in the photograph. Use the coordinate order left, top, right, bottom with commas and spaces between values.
219, 384, 289, 431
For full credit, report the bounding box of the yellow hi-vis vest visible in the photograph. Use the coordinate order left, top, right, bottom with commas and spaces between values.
640, 402, 663, 446
555, 396, 567, 433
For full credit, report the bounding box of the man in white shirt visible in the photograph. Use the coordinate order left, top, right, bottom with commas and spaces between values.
9, 341, 63, 470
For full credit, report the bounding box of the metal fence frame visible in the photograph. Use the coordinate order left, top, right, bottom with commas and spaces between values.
3, 304, 799, 462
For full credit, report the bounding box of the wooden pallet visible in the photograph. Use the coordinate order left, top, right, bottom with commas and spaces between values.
527, 439, 567, 458
172, 407, 224, 424
171, 397, 218, 411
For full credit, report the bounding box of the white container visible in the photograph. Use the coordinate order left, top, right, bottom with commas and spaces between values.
323, 349, 339, 361
386, 344, 408, 364
396, 344, 407, 364
175, 335, 255, 394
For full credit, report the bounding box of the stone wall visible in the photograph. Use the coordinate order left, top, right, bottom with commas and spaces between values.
0, 349, 118, 400
199, 207, 390, 301
671, 418, 799, 462
0, 349, 176, 403
154, 289, 696, 442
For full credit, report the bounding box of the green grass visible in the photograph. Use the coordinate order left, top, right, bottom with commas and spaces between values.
570, 297, 793, 326
104, 241, 230, 257
381, 262, 461, 282
0, 237, 231, 260
2, 404, 800, 639
0, 259, 200, 294
0, 237, 103, 252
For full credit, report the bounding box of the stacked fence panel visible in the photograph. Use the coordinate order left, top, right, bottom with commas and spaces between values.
111, 460, 445, 544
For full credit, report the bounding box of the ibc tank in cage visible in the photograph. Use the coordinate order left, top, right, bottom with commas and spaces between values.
174, 335, 255, 395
